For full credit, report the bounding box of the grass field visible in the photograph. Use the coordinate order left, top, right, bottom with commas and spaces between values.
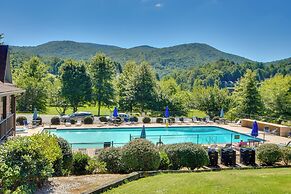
105, 168, 291, 194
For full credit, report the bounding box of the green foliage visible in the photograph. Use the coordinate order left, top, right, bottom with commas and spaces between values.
0, 33, 3, 44
260, 75, 291, 120
232, 70, 263, 118
130, 116, 138, 122
89, 54, 116, 116
159, 151, 171, 170
84, 116, 94, 124
36, 116, 42, 125
60, 60, 92, 112
54, 137, 73, 176
0, 133, 61, 193
99, 116, 108, 122
13, 57, 50, 112
164, 143, 209, 170
51, 116, 61, 125
122, 139, 160, 172
70, 119, 77, 124
16, 116, 27, 125
142, 117, 151, 123
156, 117, 163, 123
191, 85, 229, 118
281, 147, 291, 165
98, 147, 124, 173
86, 157, 107, 174
257, 144, 282, 165
72, 152, 90, 175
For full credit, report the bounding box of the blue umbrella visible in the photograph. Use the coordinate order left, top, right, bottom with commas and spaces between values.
220, 108, 224, 118
165, 106, 170, 118
33, 108, 38, 120
251, 120, 259, 137
140, 125, 146, 139
113, 107, 118, 117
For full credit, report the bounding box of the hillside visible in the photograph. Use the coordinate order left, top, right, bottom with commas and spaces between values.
11, 41, 252, 71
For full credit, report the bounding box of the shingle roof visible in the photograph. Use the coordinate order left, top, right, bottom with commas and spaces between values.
0, 82, 24, 96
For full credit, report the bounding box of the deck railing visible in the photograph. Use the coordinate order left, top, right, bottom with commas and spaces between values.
0, 113, 15, 141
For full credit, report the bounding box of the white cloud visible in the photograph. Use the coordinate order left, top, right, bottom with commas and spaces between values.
155, 3, 163, 8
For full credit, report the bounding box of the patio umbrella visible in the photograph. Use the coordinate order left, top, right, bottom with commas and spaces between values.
140, 125, 146, 139
220, 108, 224, 118
165, 106, 170, 118
113, 107, 118, 117
33, 108, 38, 120
251, 120, 259, 137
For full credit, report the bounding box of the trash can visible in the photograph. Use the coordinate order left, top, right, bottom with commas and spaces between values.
221, 148, 236, 166
208, 148, 218, 166
240, 148, 255, 165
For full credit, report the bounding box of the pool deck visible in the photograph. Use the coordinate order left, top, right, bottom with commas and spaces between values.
16, 122, 291, 145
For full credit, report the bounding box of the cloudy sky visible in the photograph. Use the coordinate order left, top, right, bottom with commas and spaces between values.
1, 0, 291, 62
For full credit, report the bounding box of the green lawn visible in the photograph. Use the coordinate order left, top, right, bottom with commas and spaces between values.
105, 168, 291, 194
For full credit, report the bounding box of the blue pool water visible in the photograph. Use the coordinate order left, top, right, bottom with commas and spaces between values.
48, 126, 262, 148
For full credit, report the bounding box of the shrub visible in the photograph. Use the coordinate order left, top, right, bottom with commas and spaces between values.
156, 117, 163, 123
53, 137, 73, 176
86, 157, 107, 174
98, 147, 124, 173
257, 143, 282, 165
281, 147, 291, 165
72, 152, 90, 175
213, 116, 219, 122
36, 116, 42, 125
122, 139, 160, 172
130, 116, 138, 122
179, 117, 184, 122
159, 151, 170, 170
70, 119, 77, 124
99, 116, 108, 122
51, 116, 61, 125
16, 116, 27, 125
169, 117, 175, 123
0, 133, 62, 193
164, 143, 209, 170
142, 117, 151, 123
84, 116, 94, 124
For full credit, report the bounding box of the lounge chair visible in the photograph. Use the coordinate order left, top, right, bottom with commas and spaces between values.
288, 132, 291, 138
205, 116, 213, 123
65, 121, 71, 127
271, 128, 279, 135
264, 127, 270, 134
192, 117, 200, 123
76, 120, 82, 126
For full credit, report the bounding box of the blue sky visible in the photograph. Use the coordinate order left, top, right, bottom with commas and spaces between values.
1, 0, 291, 62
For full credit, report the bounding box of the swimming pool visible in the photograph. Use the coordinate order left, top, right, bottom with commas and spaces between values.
48, 126, 262, 148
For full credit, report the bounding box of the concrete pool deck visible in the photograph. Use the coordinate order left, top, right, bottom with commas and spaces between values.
16, 122, 291, 145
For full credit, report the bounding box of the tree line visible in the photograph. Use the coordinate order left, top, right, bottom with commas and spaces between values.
13, 53, 291, 123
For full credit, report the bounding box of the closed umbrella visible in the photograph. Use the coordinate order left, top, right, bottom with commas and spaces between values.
140, 125, 146, 139
251, 120, 259, 137
220, 108, 224, 118
113, 107, 118, 117
165, 106, 170, 118
33, 108, 38, 121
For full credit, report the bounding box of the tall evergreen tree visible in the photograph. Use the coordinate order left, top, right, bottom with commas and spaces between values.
232, 69, 263, 118
0, 33, 3, 45
89, 54, 115, 116
60, 60, 92, 112
133, 61, 157, 112
14, 57, 49, 111
117, 61, 138, 112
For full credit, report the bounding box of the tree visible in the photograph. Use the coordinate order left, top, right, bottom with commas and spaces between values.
133, 61, 157, 112
232, 69, 263, 118
60, 60, 92, 112
89, 54, 115, 116
0, 33, 3, 45
14, 57, 49, 112
260, 75, 291, 120
117, 61, 138, 112
191, 85, 229, 118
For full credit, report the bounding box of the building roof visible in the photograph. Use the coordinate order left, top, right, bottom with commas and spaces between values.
0, 82, 24, 96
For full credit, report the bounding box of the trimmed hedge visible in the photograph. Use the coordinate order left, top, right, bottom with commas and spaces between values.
36, 116, 42, 125
159, 151, 170, 170
99, 116, 108, 122
142, 117, 151, 123
53, 137, 73, 176
281, 147, 291, 165
164, 143, 209, 170
169, 117, 175, 123
257, 143, 282, 165
156, 117, 163, 123
51, 116, 60, 125
122, 139, 160, 172
70, 119, 77, 124
16, 116, 27, 125
130, 116, 138, 122
84, 116, 94, 124
72, 152, 90, 175
98, 147, 124, 173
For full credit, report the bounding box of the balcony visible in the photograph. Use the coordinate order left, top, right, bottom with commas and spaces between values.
0, 113, 15, 141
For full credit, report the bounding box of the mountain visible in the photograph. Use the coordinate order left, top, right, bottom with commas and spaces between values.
11, 41, 252, 72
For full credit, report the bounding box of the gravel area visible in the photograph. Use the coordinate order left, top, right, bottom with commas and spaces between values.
36, 174, 127, 194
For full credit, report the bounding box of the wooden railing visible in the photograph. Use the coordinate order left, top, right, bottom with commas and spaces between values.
0, 113, 15, 141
